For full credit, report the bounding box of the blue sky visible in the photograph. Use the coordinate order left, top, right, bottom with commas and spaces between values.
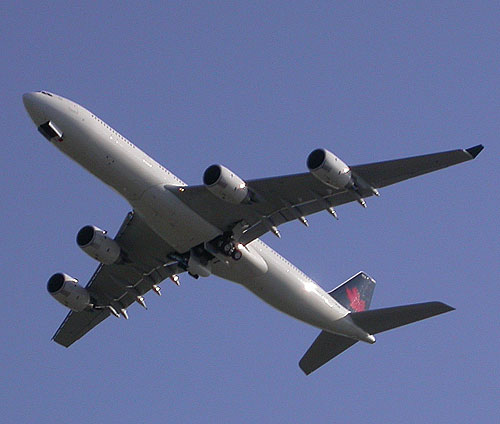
1, 2, 498, 422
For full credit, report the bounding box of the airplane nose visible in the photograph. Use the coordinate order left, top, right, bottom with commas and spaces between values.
22, 92, 37, 110
23, 92, 46, 126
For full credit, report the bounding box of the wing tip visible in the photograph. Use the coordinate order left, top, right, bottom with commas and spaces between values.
299, 361, 313, 376
436, 302, 455, 314
465, 144, 484, 159
52, 335, 72, 348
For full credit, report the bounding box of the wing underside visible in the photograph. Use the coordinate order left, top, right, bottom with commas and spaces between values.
52, 212, 184, 347
170, 145, 483, 243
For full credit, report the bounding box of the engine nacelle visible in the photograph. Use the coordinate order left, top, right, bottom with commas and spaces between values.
76, 225, 121, 265
307, 148, 352, 189
47, 273, 91, 312
203, 164, 249, 204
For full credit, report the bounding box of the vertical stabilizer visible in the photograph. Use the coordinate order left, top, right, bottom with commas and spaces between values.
328, 271, 375, 312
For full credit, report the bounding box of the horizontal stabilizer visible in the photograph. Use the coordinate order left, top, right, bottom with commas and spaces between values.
299, 331, 357, 375
299, 301, 454, 375
350, 302, 454, 335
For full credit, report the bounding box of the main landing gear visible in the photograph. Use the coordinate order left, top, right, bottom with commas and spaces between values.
169, 234, 243, 280
215, 235, 243, 261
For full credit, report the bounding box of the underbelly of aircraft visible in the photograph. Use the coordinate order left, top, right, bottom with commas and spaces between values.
132, 184, 222, 253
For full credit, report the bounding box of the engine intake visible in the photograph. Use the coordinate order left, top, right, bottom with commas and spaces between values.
47, 273, 91, 312
203, 164, 249, 204
77, 225, 121, 265
307, 148, 352, 189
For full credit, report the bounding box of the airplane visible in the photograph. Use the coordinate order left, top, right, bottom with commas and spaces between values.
23, 90, 483, 374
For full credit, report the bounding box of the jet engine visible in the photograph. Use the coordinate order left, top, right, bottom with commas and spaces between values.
203, 164, 250, 204
307, 149, 352, 189
76, 225, 121, 265
47, 273, 91, 312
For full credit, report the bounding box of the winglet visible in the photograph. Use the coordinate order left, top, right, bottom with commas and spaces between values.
465, 144, 484, 159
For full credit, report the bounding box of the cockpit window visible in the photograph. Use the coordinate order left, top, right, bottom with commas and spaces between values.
40, 91, 53, 97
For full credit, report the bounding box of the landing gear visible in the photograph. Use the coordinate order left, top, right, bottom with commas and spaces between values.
213, 234, 243, 261
231, 249, 242, 261
223, 241, 234, 255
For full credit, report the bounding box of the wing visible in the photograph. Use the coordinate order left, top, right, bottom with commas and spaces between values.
169, 145, 483, 244
52, 212, 185, 347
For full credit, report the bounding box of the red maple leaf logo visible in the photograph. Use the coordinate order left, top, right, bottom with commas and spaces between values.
346, 287, 366, 312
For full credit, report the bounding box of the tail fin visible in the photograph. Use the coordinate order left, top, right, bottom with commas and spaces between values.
299, 271, 454, 375
328, 271, 375, 312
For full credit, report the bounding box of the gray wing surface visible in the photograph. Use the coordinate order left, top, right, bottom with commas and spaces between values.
351, 144, 483, 188
52, 212, 184, 347
169, 145, 483, 244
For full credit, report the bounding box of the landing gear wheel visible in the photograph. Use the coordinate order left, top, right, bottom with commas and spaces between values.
231, 249, 242, 261
222, 242, 234, 255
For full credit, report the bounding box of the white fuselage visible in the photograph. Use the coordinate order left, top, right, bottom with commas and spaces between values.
23, 91, 373, 342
